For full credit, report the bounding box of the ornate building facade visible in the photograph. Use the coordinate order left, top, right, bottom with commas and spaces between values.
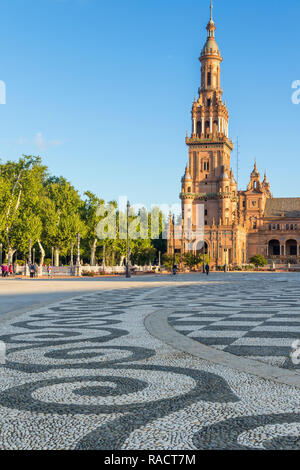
169, 5, 300, 267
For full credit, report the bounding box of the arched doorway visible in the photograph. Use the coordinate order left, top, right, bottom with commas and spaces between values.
195, 241, 208, 256
286, 239, 297, 256
268, 239, 280, 256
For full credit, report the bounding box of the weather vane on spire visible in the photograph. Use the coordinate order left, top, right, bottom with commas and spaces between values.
210, 0, 213, 21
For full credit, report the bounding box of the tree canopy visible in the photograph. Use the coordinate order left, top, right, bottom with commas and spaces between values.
0, 156, 168, 267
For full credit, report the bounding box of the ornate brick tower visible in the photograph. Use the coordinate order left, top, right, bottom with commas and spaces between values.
170, 2, 300, 269
178, 1, 246, 266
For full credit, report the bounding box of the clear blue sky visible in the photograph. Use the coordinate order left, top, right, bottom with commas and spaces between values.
0, 0, 299, 208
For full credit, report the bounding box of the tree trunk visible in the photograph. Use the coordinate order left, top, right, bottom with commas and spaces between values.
54, 248, 60, 267
103, 244, 106, 268
38, 240, 45, 267
90, 239, 98, 266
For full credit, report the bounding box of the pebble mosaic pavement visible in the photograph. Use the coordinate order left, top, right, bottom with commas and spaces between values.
168, 275, 300, 369
0, 274, 299, 450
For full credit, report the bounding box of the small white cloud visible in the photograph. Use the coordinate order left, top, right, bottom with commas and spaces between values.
15, 133, 63, 151
33, 132, 62, 152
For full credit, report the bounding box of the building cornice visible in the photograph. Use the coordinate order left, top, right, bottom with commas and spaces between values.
186, 136, 234, 150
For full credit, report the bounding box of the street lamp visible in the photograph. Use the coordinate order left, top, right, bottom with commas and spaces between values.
224, 231, 228, 273
103, 244, 106, 269
0, 243, 2, 266
33, 248, 35, 264
70, 242, 74, 267
51, 247, 54, 267
29, 238, 32, 265
76, 233, 81, 266
126, 201, 131, 278
75, 233, 81, 277
203, 243, 206, 273
172, 214, 176, 275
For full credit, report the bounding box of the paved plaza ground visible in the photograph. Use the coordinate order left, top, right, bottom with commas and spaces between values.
0, 273, 299, 450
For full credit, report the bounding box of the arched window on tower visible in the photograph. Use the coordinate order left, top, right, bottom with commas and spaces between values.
197, 121, 201, 137
205, 121, 210, 135
207, 72, 211, 87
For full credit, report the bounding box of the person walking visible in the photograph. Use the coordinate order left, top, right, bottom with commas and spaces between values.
33, 263, 38, 278
29, 264, 35, 278
205, 263, 210, 276
1, 264, 5, 278
47, 265, 52, 278
8, 264, 13, 277
4, 265, 8, 277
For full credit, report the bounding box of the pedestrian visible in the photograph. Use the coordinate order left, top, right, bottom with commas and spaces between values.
205, 263, 210, 276
30, 264, 35, 278
4, 265, 8, 277
33, 263, 38, 278
47, 265, 52, 278
8, 264, 13, 277
172, 264, 177, 276
1, 264, 5, 278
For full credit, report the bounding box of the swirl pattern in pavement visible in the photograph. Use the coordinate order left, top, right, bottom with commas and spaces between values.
0, 277, 299, 450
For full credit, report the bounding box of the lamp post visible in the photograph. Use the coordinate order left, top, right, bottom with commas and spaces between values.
33, 248, 35, 265
0, 243, 2, 266
172, 214, 177, 275
51, 247, 54, 267
75, 233, 81, 277
70, 242, 74, 267
29, 238, 32, 265
203, 243, 206, 273
126, 201, 131, 278
224, 231, 228, 273
103, 244, 106, 270
76, 233, 81, 265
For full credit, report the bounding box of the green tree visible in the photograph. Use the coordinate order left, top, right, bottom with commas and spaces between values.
44, 177, 86, 266
0, 156, 48, 263
162, 253, 181, 271
149, 207, 168, 256
249, 255, 268, 268
82, 192, 105, 265
183, 252, 201, 271
131, 241, 156, 266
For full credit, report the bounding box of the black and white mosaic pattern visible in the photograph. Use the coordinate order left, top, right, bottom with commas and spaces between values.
0, 277, 299, 450
168, 274, 300, 368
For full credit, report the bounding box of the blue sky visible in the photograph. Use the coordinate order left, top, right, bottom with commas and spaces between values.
0, 0, 299, 208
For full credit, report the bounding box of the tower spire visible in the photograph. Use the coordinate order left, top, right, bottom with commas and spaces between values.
205, 0, 217, 40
